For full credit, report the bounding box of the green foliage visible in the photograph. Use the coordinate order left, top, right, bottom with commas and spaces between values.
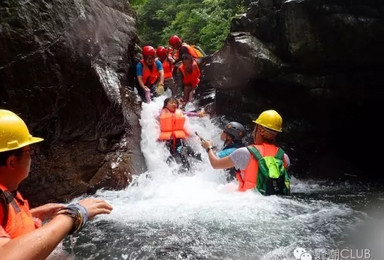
131, 0, 247, 54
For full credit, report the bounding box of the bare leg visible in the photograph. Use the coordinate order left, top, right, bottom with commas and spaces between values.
183, 84, 193, 105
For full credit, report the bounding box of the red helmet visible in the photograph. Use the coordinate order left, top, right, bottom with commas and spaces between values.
169, 35, 181, 46
156, 46, 167, 57
142, 45, 155, 57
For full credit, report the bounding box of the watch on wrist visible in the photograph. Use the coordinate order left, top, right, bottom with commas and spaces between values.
206, 146, 213, 152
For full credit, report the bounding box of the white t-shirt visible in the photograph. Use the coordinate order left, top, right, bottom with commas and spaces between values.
229, 147, 290, 171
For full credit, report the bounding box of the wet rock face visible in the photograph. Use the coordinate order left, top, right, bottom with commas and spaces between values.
0, 0, 145, 205
200, 0, 382, 180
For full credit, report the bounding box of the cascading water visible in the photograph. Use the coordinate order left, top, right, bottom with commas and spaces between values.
50, 92, 383, 260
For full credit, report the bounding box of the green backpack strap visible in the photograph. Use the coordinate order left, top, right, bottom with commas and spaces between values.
246, 146, 262, 161
275, 148, 284, 160
247, 146, 284, 161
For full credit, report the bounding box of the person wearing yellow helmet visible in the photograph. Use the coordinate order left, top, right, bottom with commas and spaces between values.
201, 109, 290, 193
0, 109, 113, 259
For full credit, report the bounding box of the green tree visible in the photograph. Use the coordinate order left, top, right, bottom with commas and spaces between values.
132, 0, 247, 54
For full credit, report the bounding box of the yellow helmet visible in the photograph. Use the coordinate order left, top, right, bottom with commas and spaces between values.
0, 109, 44, 152
253, 110, 283, 132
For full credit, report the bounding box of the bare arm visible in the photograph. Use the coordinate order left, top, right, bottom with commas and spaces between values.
137, 76, 149, 91
183, 109, 206, 117
0, 198, 112, 260
207, 149, 235, 169
201, 139, 235, 169
158, 69, 164, 85
30, 203, 64, 222
0, 214, 75, 260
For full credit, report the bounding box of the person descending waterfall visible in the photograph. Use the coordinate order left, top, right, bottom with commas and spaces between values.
0, 109, 113, 259
176, 54, 201, 108
168, 35, 201, 66
158, 97, 206, 170
156, 46, 177, 96
201, 110, 291, 194
136, 45, 165, 103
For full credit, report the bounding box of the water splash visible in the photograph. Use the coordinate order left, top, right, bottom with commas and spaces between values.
52, 93, 379, 260
94, 63, 121, 105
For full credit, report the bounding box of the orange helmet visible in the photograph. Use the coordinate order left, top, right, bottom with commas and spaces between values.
142, 45, 155, 57
156, 46, 167, 57
169, 35, 181, 46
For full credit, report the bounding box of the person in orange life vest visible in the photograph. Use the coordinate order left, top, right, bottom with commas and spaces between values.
156, 46, 178, 96
0, 109, 113, 259
136, 45, 165, 103
168, 47, 174, 58
168, 35, 201, 82
158, 97, 206, 166
200, 110, 290, 192
168, 35, 200, 65
176, 53, 201, 108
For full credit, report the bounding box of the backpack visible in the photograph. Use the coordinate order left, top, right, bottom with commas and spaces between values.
247, 146, 290, 196
190, 45, 206, 58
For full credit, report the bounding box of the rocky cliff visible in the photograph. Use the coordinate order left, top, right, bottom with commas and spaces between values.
199, 0, 382, 179
0, 0, 145, 205
1, 0, 382, 206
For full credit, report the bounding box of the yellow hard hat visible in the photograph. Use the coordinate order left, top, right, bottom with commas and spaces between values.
253, 110, 283, 132
0, 109, 44, 152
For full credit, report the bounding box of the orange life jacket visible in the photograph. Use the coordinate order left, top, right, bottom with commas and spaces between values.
175, 43, 200, 60
179, 60, 200, 88
161, 58, 174, 79
158, 108, 189, 140
0, 184, 39, 238
235, 143, 288, 192
140, 59, 160, 85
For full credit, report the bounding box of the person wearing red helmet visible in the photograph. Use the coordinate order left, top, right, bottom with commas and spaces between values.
156, 46, 177, 96
168, 35, 200, 65
136, 45, 165, 103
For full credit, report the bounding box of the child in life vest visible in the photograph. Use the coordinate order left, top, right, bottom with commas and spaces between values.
158, 97, 206, 169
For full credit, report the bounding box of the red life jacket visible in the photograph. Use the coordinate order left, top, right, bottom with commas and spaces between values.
161, 58, 174, 79
235, 143, 288, 192
0, 184, 40, 238
158, 108, 189, 141
179, 60, 200, 88
175, 43, 200, 60
140, 59, 160, 85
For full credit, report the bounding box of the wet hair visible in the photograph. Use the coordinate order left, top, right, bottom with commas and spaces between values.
163, 97, 179, 108
181, 53, 193, 62
0, 148, 23, 167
